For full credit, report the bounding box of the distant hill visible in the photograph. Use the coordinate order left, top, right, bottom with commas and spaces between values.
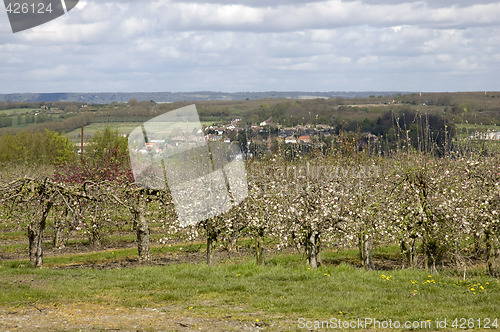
0, 91, 406, 104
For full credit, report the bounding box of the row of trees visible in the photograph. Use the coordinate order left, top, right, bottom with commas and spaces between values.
218, 151, 499, 275
0, 127, 498, 276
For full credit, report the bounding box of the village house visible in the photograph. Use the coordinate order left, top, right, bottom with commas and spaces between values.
259, 117, 273, 126
297, 136, 312, 144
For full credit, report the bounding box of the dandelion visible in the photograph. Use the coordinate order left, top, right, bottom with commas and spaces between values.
189, 307, 193, 310
237, 274, 241, 277
256, 319, 259, 322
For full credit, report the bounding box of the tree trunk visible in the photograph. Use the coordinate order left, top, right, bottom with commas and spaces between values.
204, 218, 219, 266
422, 234, 438, 272
89, 227, 102, 247
485, 228, 499, 277
473, 230, 482, 258
88, 205, 102, 247
135, 196, 150, 262
207, 232, 216, 265
28, 201, 53, 268
307, 231, 320, 268
53, 208, 67, 249
401, 238, 417, 268
422, 235, 429, 271
360, 231, 374, 270
226, 234, 239, 253
53, 223, 65, 249
255, 228, 264, 266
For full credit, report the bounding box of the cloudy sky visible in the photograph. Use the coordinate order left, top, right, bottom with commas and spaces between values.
1, 0, 499, 93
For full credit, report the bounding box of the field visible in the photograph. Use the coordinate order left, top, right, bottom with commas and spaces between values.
1, 230, 499, 331
1, 93, 500, 331
64, 121, 217, 144
64, 122, 143, 143
0, 108, 34, 115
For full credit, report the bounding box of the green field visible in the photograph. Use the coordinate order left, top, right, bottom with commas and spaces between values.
1, 94, 500, 331
453, 123, 500, 152
0, 108, 34, 115
64, 121, 217, 144
0, 237, 499, 331
64, 122, 142, 143
455, 123, 500, 136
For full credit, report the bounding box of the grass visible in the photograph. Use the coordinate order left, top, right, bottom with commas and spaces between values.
64, 122, 142, 143
63, 120, 218, 144
0, 230, 25, 240
0, 108, 34, 115
1, 226, 499, 330
0, 242, 499, 330
455, 123, 500, 138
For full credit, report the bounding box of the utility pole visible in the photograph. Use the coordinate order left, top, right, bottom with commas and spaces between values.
81, 125, 84, 162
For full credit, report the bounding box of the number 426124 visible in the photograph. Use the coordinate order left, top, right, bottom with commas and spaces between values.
451, 318, 498, 329
5, 2, 53, 14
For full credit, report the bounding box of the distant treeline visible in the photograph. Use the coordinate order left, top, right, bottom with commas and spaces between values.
0, 100, 84, 111
0, 130, 75, 166
0, 113, 94, 135
1, 93, 499, 138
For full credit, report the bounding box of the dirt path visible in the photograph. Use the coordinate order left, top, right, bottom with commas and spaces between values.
0, 302, 277, 331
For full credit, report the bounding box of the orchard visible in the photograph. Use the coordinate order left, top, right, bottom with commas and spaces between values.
0, 127, 498, 277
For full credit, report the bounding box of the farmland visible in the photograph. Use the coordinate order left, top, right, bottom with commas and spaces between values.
0, 92, 499, 330
1, 245, 499, 331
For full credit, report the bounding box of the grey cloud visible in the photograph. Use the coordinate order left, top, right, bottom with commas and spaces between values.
136, 1, 500, 33
0, 0, 499, 93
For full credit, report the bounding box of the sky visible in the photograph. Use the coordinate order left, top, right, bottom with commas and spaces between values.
0, 0, 499, 93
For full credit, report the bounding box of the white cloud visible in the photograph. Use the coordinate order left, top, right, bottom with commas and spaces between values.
0, 0, 499, 93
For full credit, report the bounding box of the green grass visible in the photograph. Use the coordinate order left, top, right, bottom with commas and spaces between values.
64, 122, 142, 143
0, 247, 499, 330
201, 120, 217, 127
63, 120, 218, 144
1, 241, 207, 268
0, 108, 34, 115
0, 230, 25, 240
455, 123, 500, 137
